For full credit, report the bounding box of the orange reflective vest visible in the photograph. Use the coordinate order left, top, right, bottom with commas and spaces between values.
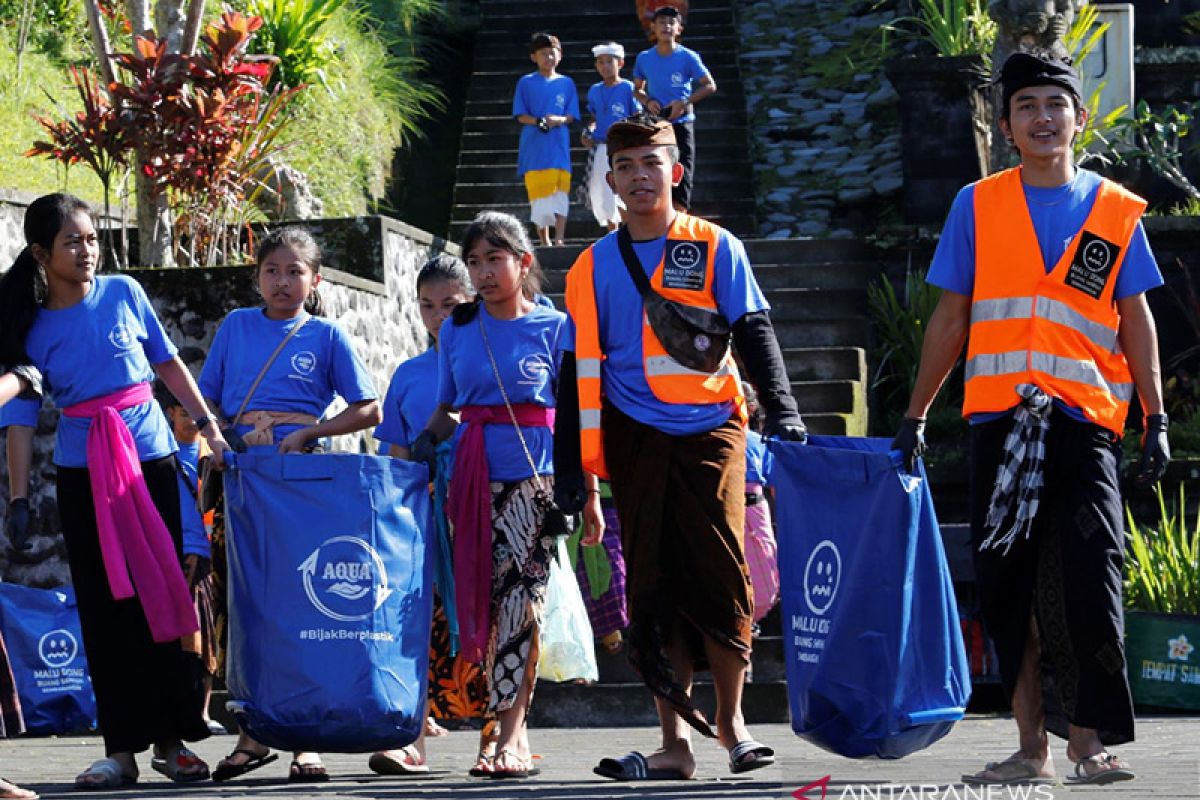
963, 167, 1145, 435
565, 213, 744, 478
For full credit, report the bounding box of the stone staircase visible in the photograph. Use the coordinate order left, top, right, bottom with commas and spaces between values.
452, 0, 758, 242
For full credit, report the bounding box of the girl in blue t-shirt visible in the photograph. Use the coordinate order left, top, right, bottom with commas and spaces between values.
200, 227, 381, 785
0, 194, 231, 789
369, 256, 500, 777
414, 212, 602, 779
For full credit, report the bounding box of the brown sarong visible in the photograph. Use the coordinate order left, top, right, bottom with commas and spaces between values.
603, 402, 752, 738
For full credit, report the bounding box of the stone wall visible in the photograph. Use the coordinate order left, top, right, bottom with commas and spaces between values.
0, 208, 454, 588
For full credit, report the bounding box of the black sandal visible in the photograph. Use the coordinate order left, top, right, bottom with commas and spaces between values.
211, 749, 278, 783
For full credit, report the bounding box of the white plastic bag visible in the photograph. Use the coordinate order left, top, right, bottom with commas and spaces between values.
538, 538, 599, 682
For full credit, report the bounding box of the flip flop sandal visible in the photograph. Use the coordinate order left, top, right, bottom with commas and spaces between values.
368, 748, 430, 776
594, 751, 689, 781
962, 758, 1055, 786
729, 740, 776, 774
288, 759, 330, 783
74, 758, 137, 791
151, 747, 210, 783
0, 777, 38, 800
468, 753, 494, 778
484, 750, 539, 779
1067, 753, 1135, 785
211, 749, 279, 783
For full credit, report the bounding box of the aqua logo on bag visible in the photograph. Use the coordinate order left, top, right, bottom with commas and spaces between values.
298, 536, 392, 622
38, 629, 78, 669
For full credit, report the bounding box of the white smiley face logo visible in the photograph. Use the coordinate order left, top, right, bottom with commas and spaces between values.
518, 354, 551, 385
612, 101, 627, 117
1082, 240, 1112, 273
554, 94, 566, 111
108, 323, 135, 351
803, 540, 842, 616
671, 71, 685, 87
290, 351, 316, 375
671, 242, 702, 270
38, 629, 78, 668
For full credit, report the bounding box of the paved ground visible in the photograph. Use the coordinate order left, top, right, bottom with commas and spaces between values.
0, 716, 1197, 799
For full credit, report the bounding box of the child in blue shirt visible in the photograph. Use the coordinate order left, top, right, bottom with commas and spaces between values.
633, 6, 716, 211
0, 194, 230, 789
582, 42, 641, 231
513, 31, 579, 247
414, 212, 602, 779
200, 227, 381, 785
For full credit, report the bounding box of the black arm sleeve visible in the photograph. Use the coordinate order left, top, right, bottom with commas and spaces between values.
732, 310, 801, 423
553, 351, 583, 477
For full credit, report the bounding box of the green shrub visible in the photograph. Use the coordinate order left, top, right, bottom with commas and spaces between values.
0, 27, 104, 202
1125, 485, 1200, 615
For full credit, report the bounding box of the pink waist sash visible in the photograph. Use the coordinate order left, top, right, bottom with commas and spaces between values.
62, 383, 199, 643
448, 404, 555, 663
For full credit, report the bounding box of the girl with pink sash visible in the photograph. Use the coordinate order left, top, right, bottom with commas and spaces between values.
0, 194, 230, 790
414, 212, 602, 779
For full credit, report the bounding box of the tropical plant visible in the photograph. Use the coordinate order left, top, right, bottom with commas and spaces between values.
245, 0, 348, 90
1066, 4, 1128, 159
867, 266, 962, 422
1125, 485, 1200, 615
1102, 101, 1200, 201
26, 66, 130, 264
891, 0, 997, 59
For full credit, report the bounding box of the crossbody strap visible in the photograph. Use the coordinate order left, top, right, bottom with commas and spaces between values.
616, 225, 654, 297
477, 314, 549, 495
228, 314, 311, 429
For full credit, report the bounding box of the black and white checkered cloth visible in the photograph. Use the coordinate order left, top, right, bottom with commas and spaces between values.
980, 384, 1053, 555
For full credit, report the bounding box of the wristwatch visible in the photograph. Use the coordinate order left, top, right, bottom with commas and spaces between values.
193, 415, 214, 432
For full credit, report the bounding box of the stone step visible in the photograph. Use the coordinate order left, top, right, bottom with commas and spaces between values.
764, 287, 867, 321
742, 238, 884, 264
473, 48, 739, 75
456, 158, 754, 185
783, 347, 867, 383
479, 4, 734, 29
538, 258, 877, 293
450, 202, 756, 235
791, 379, 862, 415
473, 30, 737, 52
452, 180, 756, 208
773, 316, 871, 350
804, 412, 856, 436
464, 86, 749, 113
527, 680, 789, 728
461, 108, 747, 134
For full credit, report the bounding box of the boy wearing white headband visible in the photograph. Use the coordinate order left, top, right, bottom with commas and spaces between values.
582, 42, 641, 231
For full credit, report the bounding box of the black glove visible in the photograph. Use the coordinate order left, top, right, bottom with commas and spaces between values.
891, 417, 927, 473
5, 497, 33, 557
410, 430, 439, 479
763, 412, 808, 443
732, 311, 808, 443
1135, 413, 1170, 488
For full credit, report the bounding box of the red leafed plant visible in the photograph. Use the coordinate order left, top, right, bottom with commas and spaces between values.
27, 66, 130, 263
28, 11, 301, 268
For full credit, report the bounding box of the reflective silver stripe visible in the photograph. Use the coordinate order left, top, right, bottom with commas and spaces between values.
580, 409, 601, 430
645, 355, 734, 379
1034, 297, 1120, 354
577, 358, 602, 379
971, 297, 1033, 324
964, 350, 1027, 381
1030, 352, 1134, 402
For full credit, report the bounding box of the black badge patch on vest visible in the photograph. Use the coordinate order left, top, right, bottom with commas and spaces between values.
661, 240, 708, 291
1064, 231, 1120, 300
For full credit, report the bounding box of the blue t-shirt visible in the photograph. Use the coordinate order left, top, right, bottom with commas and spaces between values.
175, 440, 209, 559
0, 396, 40, 429
588, 79, 640, 141
376, 348, 439, 450
513, 72, 580, 176
198, 309, 377, 445
745, 429, 773, 486
568, 226, 768, 436
436, 305, 571, 481
633, 45, 710, 124
24, 275, 178, 468
928, 168, 1164, 422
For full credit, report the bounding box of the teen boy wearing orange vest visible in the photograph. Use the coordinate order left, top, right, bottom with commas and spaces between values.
892, 54, 1170, 787
553, 114, 805, 780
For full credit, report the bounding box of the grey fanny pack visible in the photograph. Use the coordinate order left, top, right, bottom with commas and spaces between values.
616, 226, 731, 374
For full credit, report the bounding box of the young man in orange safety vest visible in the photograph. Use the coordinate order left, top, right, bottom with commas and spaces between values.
892, 53, 1170, 786
553, 114, 806, 780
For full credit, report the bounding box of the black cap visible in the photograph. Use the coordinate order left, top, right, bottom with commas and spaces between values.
653, 6, 682, 20
999, 52, 1082, 113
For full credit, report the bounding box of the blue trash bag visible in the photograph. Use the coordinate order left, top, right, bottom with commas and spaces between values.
768, 436, 971, 759
0, 584, 97, 735
223, 451, 434, 753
